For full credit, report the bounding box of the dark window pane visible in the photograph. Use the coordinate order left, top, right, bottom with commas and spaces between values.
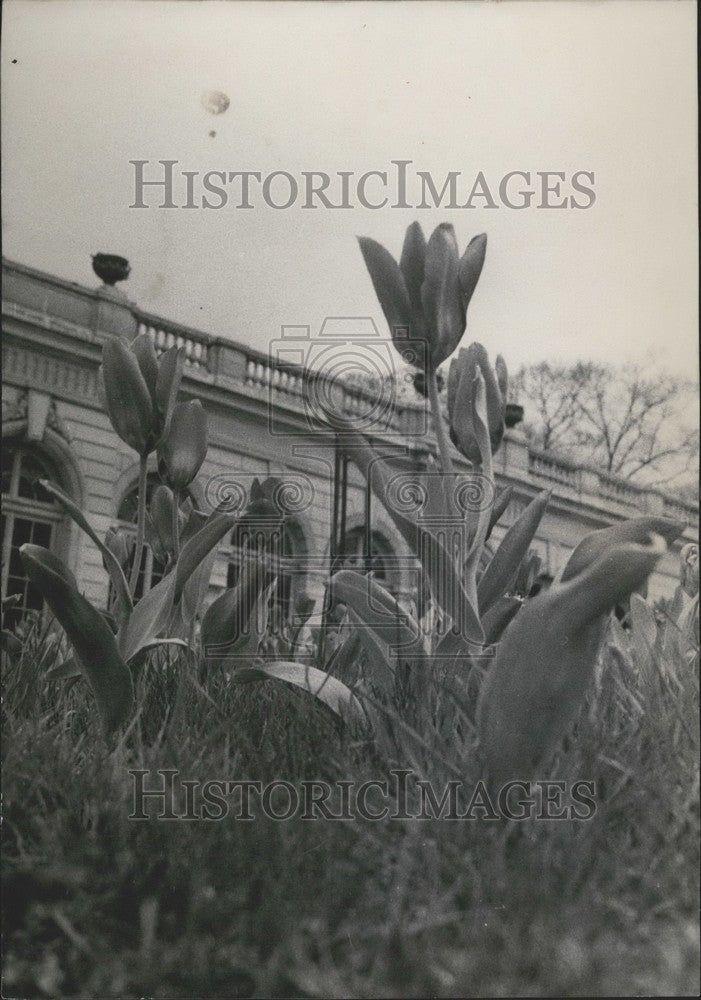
2, 516, 54, 630
16, 452, 56, 503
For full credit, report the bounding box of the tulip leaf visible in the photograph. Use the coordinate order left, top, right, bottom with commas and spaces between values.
119, 571, 178, 663
477, 528, 667, 784
345, 607, 396, 696
231, 660, 366, 724
477, 489, 551, 615
562, 516, 683, 582
180, 533, 219, 625
485, 485, 514, 543
481, 595, 522, 645
20, 544, 133, 733
323, 626, 364, 678
121, 512, 235, 662
201, 559, 270, 663
39, 479, 133, 624
173, 512, 237, 604
46, 656, 83, 682
338, 422, 483, 643
330, 570, 422, 653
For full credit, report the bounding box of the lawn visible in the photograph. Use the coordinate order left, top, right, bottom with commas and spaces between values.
2, 620, 698, 998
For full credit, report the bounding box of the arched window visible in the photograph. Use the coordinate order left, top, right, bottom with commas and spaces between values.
338, 526, 392, 584
1, 443, 63, 630
226, 521, 298, 636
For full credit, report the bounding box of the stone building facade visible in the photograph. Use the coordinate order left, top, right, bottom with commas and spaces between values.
2, 257, 698, 628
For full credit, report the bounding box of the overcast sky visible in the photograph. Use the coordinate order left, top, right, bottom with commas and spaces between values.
2, 0, 697, 380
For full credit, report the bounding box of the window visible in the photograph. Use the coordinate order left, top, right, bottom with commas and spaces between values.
1, 443, 63, 631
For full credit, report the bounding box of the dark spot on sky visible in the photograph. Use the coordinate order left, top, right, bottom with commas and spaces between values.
12, 59, 18, 64
209, 130, 217, 138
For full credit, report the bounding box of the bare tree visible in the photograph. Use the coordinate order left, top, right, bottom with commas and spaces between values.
513, 360, 699, 488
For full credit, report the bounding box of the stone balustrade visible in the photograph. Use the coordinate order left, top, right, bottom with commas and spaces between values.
3, 255, 698, 536
136, 314, 210, 370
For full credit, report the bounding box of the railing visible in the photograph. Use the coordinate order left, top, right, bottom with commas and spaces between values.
136, 314, 211, 370
596, 470, 645, 508
661, 495, 698, 527
242, 350, 411, 434
244, 354, 307, 399
528, 450, 580, 488
2, 256, 697, 533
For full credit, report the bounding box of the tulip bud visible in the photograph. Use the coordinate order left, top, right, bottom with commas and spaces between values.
103, 526, 134, 572
158, 400, 208, 491
146, 484, 186, 564
100, 336, 185, 456
101, 339, 155, 455
447, 343, 507, 465
359, 222, 487, 374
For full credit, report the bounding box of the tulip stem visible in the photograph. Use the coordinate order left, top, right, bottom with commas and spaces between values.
129, 454, 149, 598
427, 368, 454, 476
172, 489, 181, 562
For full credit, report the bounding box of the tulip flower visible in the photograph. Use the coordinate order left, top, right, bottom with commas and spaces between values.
100, 335, 186, 595
447, 343, 508, 465
99, 335, 185, 456
359, 221, 486, 374
157, 400, 208, 492
476, 516, 683, 785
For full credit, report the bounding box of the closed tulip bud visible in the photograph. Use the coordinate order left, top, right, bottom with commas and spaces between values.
158, 400, 208, 491
359, 221, 487, 373
100, 338, 155, 455
147, 485, 186, 563
100, 335, 185, 455
447, 343, 507, 465
103, 526, 134, 572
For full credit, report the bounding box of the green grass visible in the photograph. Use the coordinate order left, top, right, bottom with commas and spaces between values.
2, 620, 699, 998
